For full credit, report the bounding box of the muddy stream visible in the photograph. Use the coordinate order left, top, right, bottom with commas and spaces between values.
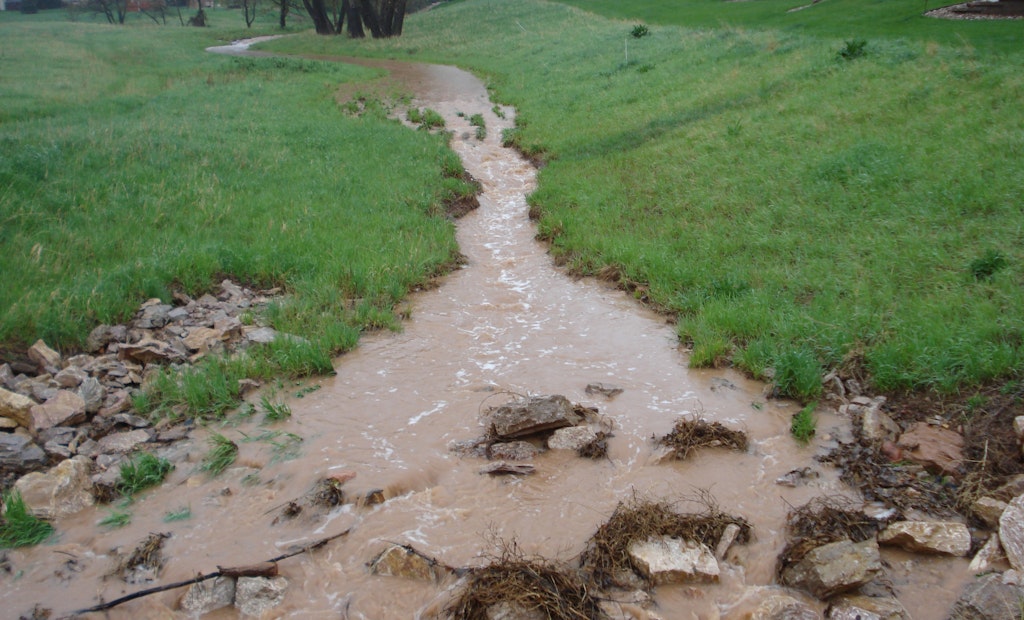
2, 42, 971, 619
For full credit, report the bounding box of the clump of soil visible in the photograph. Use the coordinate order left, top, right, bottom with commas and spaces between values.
445, 542, 604, 620
655, 417, 748, 461
113, 532, 169, 584
579, 493, 751, 589
777, 497, 881, 574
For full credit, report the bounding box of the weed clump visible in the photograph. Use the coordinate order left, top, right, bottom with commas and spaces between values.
969, 249, 1008, 281
199, 433, 238, 477
837, 39, 868, 60
114, 532, 169, 584
579, 493, 750, 588
0, 491, 54, 549
118, 452, 173, 496
446, 541, 604, 620
655, 416, 748, 460
777, 497, 879, 573
773, 348, 822, 402
790, 403, 817, 444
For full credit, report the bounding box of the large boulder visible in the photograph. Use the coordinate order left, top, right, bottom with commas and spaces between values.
484, 395, 582, 439
14, 455, 95, 519
877, 521, 971, 556
998, 494, 1024, 572
780, 539, 882, 599
627, 536, 720, 584
0, 386, 36, 427
950, 573, 1024, 620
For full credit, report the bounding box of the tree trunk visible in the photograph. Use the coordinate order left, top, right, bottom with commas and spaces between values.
380, 0, 395, 35
391, 0, 406, 36
356, 0, 383, 37
302, 0, 335, 34
278, 0, 288, 28
343, 0, 364, 38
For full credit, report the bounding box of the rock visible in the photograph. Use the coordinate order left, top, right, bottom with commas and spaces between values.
98, 389, 132, 417
180, 576, 236, 614
488, 441, 541, 461
0, 434, 48, 473
547, 426, 599, 451
780, 538, 882, 599
0, 363, 12, 389
627, 537, 719, 584
76, 377, 105, 414
715, 523, 741, 560
973, 496, 1009, 529
0, 417, 17, 430
369, 544, 443, 581
486, 601, 546, 620
28, 339, 62, 373
449, 437, 490, 458
118, 337, 187, 364
775, 467, 820, 487
86, 325, 116, 353
585, 382, 623, 398
750, 594, 820, 620
998, 494, 1024, 572
861, 405, 900, 442
30, 390, 87, 434
950, 572, 1024, 620
828, 595, 908, 619
234, 576, 288, 617
244, 326, 279, 344
135, 302, 173, 329
92, 429, 151, 456
479, 461, 535, 476
53, 367, 86, 388
897, 422, 964, 476
214, 316, 243, 340
969, 534, 1007, 574
182, 326, 223, 352
14, 455, 95, 519
0, 386, 36, 427
484, 395, 582, 439
1014, 416, 1024, 442
877, 521, 971, 556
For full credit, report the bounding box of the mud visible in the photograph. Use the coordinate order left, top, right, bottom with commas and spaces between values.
0, 42, 977, 619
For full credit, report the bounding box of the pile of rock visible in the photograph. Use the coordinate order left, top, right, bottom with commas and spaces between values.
0, 280, 284, 515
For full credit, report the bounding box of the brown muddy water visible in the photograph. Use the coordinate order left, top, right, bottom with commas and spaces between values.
3, 42, 971, 619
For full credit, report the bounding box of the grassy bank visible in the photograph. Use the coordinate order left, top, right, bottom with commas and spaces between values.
0, 13, 469, 381
264, 0, 1023, 396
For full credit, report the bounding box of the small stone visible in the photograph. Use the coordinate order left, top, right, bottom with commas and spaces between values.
861, 406, 901, 442
627, 537, 719, 584
0, 434, 47, 474
369, 544, 442, 581
969, 534, 1007, 574
92, 429, 152, 456
877, 521, 971, 556
828, 594, 909, 619
77, 377, 105, 414
484, 395, 582, 439
715, 523, 741, 560
30, 390, 87, 435
182, 327, 222, 352
326, 470, 357, 484
179, 576, 236, 614
53, 367, 87, 389
118, 337, 187, 364
585, 382, 623, 398
479, 461, 535, 476
234, 576, 288, 617
0, 386, 36, 428
973, 496, 1008, 529
548, 426, 599, 451
489, 441, 541, 461
244, 326, 279, 344
28, 339, 62, 373
14, 455, 95, 519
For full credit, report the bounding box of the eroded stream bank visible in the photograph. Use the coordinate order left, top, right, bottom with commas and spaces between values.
2, 44, 973, 619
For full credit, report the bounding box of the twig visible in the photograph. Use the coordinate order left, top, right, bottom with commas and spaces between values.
65, 528, 350, 617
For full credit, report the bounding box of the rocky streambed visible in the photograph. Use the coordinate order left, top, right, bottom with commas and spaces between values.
2, 45, 1024, 620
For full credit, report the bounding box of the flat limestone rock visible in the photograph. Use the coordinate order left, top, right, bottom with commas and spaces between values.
999, 494, 1024, 572
0, 386, 35, 427
897, 422, 964, 476
627, 536, 719, 584
828, 594, 909, 619
877, 521, 971, 556
30, 390, 87, 435
484, 395, 582, 439
781, 538, 881, 599
14, 455, 95, 519
950, 572, 1024, 620
548, 426, 599, 451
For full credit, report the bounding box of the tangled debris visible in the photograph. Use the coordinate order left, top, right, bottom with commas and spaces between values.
445, 542, 604, 620
273, 477, 348, 523
114, 532, 169, 584
579, 493, 751, 589
578, 431, 612, 459
655, 416, 748, 461
777, 497, 881, 574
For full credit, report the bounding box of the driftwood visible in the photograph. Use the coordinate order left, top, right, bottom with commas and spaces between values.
66, 528, 350, 617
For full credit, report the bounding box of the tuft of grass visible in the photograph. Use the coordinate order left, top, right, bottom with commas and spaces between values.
199, 433, 239, 478
0, 491, 54, 549
163, 507, 192, 522
118, 452, 174, 496
259, 393, 292, 422
837, 39, 868, 61
791, 403, 817, 444
408, 107, 445, 130
630, 24, 650, 39
774, 349, 823, 402
99, 510, 132, 529
970, 249, 1008, 281
469, 113, 486, 140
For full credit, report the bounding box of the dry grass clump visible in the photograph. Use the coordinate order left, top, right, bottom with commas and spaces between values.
579, 493, 751, 589
777, 497, 879, 573
656, 417, 748, 460
578, 432, 612, 459
445, 542, 604, 620
114, 532, 169, 583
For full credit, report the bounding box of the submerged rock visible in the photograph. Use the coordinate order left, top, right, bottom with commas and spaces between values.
950, 572, 1024, 620
488, 441, 541, 461
484, 395, 582, 439
828, 594, 908, 619
627, 536, 720, 584
369, 543, 444, 581
780, 538, 881, 599
751, 594, 820, 620
234, 576, 288, 616
179, 576, 237, 614
547, 426, 599, 451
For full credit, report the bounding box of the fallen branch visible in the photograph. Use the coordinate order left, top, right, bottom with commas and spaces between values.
66, 528, 350, 617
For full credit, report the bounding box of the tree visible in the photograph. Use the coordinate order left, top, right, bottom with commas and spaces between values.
302, 0, 406, 37
88, 0, 128, 24
242, 0, 257, 27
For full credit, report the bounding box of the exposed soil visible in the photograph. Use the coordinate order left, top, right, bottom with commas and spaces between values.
927, 0, 1024, 19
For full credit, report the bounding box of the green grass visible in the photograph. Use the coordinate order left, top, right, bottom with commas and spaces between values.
198, 433, 239, 477
163, 506, 192, 522
99, 510, 132, 528
0, 491, 54, 549
118, 452, 174, 496
259, 393, 292, 422
260, 0, 1024, 395
791, 403, 818, 444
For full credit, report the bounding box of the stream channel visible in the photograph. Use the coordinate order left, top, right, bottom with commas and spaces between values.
3, 41, 971, 619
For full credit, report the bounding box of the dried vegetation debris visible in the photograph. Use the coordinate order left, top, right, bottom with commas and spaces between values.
579, 494, 751, 589
113, 532, 169, 584
655, 416, 748, 461
777, 497, 881, 574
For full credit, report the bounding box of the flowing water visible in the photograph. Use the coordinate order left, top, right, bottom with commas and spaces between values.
2, 43, 971, 619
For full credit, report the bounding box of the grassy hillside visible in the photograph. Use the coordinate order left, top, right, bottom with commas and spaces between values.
0, 12, 469, 375
264, 0, 1023, 396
